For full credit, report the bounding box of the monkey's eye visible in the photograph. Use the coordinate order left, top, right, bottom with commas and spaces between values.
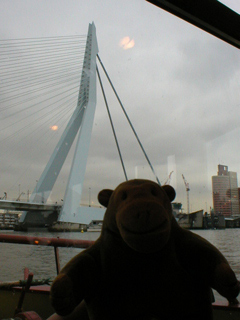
121, 191, 127, 200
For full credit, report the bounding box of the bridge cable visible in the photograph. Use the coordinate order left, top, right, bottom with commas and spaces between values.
97, 54, 161, 186
0, 35, 87, 194
96, 65, 128, 181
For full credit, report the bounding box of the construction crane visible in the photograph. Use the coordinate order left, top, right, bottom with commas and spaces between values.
163, 171, 174, 185
182, 174, 190, 214
16, 192, 25, 201
0, 192, 7, 200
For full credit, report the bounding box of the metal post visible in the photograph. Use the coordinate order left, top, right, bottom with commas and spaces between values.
54, 246, 61, 275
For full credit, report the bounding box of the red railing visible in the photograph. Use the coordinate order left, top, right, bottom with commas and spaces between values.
0, 234, 94, 274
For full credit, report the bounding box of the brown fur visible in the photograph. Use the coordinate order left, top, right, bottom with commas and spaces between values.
50, 179, 240, 320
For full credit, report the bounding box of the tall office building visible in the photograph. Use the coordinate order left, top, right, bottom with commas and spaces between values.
212, 165, 239, 216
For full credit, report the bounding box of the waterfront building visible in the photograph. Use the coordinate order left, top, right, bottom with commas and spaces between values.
0, 212, 19, 230
212, 165, 239, 216
172, 202, 182, 218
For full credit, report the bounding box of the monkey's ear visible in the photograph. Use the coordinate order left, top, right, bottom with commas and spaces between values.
162, 185, 176, 202
98, 189, 113, 207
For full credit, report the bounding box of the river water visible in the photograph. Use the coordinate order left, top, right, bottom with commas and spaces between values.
0, 229, 240, 302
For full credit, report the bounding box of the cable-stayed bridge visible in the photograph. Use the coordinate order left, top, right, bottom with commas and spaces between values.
0, 22, 160, 231
0, 23, 104, 230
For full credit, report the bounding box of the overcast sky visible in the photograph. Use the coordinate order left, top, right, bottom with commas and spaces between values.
0, 0, 239, 213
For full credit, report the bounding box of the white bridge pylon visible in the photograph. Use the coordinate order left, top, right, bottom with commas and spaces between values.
20, 22, 104, 225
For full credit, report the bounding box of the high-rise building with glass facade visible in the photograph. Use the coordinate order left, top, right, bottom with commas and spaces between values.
212, 165, 239, 216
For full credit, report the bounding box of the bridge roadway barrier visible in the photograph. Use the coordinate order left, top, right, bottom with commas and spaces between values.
0, 200, 61, 212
